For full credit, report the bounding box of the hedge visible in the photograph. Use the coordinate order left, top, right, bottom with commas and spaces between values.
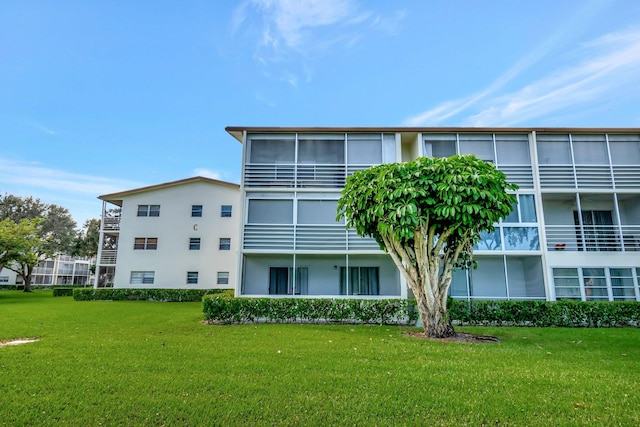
203, 296, 640, 328
202, 296, 419, 325
53, 287, 74, 297
74, 288, 233, 302
449, 299, 640, 327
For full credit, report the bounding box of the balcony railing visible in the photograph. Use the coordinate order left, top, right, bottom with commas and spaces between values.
539, 164, 640, 189
102, 216, 121, 231
545, 225, 640, 252
497, 165, 534, 189
99, 250, 118, 265
244, 163, 348, 188
243, 224, 382, 251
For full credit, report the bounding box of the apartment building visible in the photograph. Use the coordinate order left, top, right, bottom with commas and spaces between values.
0, 254, 92, 286
227, 127, 640, 302
94, 177, 240, 289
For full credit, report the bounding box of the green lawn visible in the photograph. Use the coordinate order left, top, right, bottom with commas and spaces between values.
1, 291, 639, 426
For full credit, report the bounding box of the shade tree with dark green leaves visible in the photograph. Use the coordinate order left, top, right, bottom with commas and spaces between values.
0, 194, 77, 291
337, 155, 518, 338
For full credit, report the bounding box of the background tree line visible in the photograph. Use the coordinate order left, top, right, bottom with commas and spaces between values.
0, 194, 99, 291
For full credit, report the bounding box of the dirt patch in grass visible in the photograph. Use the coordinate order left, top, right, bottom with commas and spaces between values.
0, 338, 40, 348
404, 332, 500, 343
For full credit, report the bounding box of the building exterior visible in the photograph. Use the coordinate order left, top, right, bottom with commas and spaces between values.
94, 177, 240, 289
227, 126, 640, 302
0, 255, 92, 286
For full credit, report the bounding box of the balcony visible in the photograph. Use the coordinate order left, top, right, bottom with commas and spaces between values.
99, 250, 118, 265
244, 164, 348, 188
243, 224, 381, 251
545, 225, 640, 252
102, 210, 121, 231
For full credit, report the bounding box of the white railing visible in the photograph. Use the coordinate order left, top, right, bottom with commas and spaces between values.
244, 163, 346, 188
544, 225, 640, 252
497, 165, 534, 189
538, 165, 575, 188
612, 166, 640, 189
244, 164, 295, 188
296, 225, 346, 250
243, 224, 295, 250
539, 164, 640, 189
99, 250, 118, 264
102, 216, 121, 231
347, 229, 380, 250
296, 164, 346, 188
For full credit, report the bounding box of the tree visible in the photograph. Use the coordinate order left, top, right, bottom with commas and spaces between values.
71, 218, 100, 259
0, 218, 39, 273
0, 195, 77, 291
337, 155, 517, 338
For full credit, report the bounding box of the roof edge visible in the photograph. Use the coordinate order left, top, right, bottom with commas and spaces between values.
98, 176, 240, 204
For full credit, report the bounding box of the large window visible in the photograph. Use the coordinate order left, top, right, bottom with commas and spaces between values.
248, 136, 295, 163
298, 135, 344, 164
269, 267, 308, 295
137, 205, 160, 217
133, 237, 157, 250
247, 200, 293, 224
130, 271, 154, 285
554, 267, 639, 301
339, 267, 379, 296
297, 200, 341, 224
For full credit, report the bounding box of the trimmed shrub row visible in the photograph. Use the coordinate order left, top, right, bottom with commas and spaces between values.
203, 297, 640, 328
74, 288, 233, 302
449, 299, 640, 327
202, 295, 419, 325
53, 287, 74, 297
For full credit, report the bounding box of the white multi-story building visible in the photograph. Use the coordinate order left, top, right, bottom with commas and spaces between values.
227, 126, 640, 302
94, 177, 240, 289
0, 255, 92, 286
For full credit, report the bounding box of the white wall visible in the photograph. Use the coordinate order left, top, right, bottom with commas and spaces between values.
113, 181, 240, 289
0, 268, 19, 284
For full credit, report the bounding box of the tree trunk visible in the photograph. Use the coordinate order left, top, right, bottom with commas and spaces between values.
415, 290, 455, 338
22, 265, 33, 292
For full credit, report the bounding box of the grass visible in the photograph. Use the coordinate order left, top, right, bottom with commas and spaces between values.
0, 291, 639, 426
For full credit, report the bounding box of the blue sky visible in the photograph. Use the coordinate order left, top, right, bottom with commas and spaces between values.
1, 0, 640, 225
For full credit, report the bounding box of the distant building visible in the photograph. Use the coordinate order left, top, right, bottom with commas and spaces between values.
0, 254, 92, 286
226, 126, 640, 302
94, 177, 240, 289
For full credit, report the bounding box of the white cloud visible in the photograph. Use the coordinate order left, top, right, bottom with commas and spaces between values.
0, 157, 142, 197
192, 168, 222, 180
404, 27, 640, 127
234, 0, 405, 82
467, 27, 640, 126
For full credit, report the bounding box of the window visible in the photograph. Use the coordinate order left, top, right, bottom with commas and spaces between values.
269, 267, 308, 295
0, 276, 8, 283
297, 200, 341, 224
187, 271, 199, 285
137, 205, 160, 217
191, 205, 203, 217
217, 272, 229, 285
221, 205, 232, 217
130, 271, 154, 285
247, 200, 293, 224
340, 267, 379, 295
189, 238, 201, 250
219, 238, 231, 250
134, 237, 157, 250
